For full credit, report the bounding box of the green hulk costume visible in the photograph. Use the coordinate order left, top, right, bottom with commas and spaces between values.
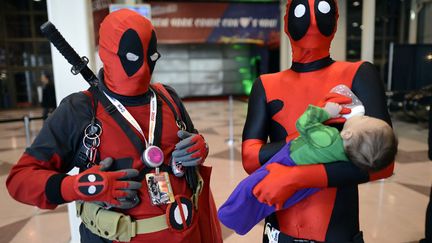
290, 104, 349, 164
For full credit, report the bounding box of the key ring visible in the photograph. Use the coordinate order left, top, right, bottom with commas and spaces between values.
84, 123, 102, 139
82, 123, 102, 150
83, 135, 100, 150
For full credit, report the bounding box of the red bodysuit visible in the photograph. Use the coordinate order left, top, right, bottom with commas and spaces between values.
242, 1, 393, 242
7, 9, 221, 243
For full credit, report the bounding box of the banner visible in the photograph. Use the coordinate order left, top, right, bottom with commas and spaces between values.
150, 2, 280, 45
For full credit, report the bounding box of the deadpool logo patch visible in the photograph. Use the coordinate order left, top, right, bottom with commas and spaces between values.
166, 196, 194, 231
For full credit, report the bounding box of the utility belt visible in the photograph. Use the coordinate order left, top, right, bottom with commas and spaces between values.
76, 169, 203, 242
76, 201, 166, 242
264, 223, 364, 243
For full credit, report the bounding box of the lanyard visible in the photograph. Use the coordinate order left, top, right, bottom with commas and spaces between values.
104, 88, 157, 147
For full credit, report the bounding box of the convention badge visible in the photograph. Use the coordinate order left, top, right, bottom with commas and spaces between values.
145, 172, 174, 206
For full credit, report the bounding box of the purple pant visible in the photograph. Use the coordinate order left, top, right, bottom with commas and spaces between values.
217, 142, 319, 235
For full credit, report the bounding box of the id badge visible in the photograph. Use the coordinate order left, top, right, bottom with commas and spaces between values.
145, 172, 175, 206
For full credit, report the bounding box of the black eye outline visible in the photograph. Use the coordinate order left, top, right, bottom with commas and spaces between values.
117, 28, 144, 77
287, 0, 311, 41
147, 30, 159, 74
314, 0, 337, 37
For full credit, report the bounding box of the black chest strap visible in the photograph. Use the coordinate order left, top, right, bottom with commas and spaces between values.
90, 86, 163, 154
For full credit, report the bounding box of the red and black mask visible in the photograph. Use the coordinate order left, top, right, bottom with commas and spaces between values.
285, 0, 338, 63
99, 9, 160, 96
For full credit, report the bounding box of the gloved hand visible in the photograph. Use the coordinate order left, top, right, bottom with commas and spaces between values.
323, 102, 342, 118
172, 130, 209, 167
61, 157, 141, 208
252, 163, 327, 210
317, 92, 352, 124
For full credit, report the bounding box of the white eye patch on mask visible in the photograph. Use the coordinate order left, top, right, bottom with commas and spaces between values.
126, 52, 139, 61
150, 52, 159, 62
294, 4, 306, 18
318, 1, 331, 14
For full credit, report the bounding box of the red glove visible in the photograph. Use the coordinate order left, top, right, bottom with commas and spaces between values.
317, 92, 352, 124
172, 130, 209, 167
253, 163, 327, 210
61, 157, 141, 207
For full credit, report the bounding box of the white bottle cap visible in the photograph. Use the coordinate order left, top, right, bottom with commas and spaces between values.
342, 105, 365, 119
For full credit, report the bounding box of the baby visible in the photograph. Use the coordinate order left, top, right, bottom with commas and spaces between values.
291, 102, 397, 172
218, 100, 398, 235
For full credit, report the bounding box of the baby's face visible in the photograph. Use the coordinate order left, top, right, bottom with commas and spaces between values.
342, 115, 388, 139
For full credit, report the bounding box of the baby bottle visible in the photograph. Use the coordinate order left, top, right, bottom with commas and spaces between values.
330, 84, 365, 119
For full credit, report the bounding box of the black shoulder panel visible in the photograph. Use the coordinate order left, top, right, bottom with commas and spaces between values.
351, 62, 392, 125
242, 78, 269, 141
25, 92, 93, 172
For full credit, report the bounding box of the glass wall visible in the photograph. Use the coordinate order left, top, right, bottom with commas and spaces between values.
373, 0, 403, 82
346, 0, 404, 85
0, 0, 52, 109
346, 0, 363, 61
153, 43, 267, 97
418, 2, 432, 44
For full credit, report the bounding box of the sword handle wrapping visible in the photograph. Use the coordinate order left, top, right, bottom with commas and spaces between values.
40, 21, 82, 67
40, 21, 98, 86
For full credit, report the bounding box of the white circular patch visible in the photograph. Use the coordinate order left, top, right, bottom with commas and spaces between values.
174, 204, 189, 224
88, 185, 96, 194
318, 1, 331, 14
294, 4, 306, 18
88, 174, 96, 182
126, 52, 139, 61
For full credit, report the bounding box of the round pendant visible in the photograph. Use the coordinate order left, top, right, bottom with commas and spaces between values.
142, 145, 164, 168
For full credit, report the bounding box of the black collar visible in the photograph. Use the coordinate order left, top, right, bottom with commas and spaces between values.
97, 69, 151, 106
291, 56, 335, 73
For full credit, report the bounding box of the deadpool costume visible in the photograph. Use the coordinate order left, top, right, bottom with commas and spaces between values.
242, 1, 393, 242
7, 9, 221, 243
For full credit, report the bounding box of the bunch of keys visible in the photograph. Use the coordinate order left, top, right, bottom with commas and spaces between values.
82, 123, 102, 167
